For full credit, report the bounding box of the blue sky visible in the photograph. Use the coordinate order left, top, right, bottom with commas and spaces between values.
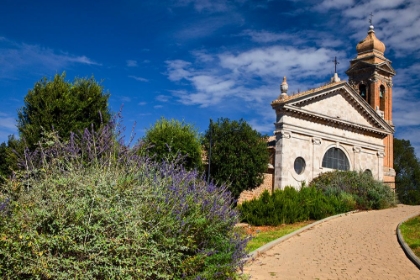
0, 0, 419, 157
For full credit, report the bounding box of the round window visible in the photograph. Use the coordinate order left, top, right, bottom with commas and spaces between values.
294, 157, 306, 175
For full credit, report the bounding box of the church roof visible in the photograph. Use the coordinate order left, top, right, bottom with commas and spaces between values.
356, 25, 385, 56
271, 80, 346, 105
271, 79, 394, 138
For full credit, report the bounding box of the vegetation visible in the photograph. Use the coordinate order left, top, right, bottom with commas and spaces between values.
17, 73, 111, 150
0, 117, 247, 279
399, 215, 420, 258
241, 221, 314, 253
238, 187, 352, 226
394, 138, 420, 205
0, 136, 22, 184
143, 118, 203, 171
309, 170, 395, 210
239, 171, 395, 227
203, 118, 269, 199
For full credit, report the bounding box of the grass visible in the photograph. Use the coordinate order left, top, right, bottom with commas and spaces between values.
239, 221, 314, 253
400, 215, 420, 258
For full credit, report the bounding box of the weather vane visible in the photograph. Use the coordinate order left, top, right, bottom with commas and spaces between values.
369, 12, 373, 25
332, 56, 339, 73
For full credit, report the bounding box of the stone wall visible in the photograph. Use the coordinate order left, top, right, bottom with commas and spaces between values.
237, 173, 273, 204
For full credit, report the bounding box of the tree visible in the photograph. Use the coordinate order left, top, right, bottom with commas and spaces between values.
143, 118, 203, 170
17, 73, 111, 150
0, 135, 23, 184
394, 138, 420, 204
203, 118, 269, 199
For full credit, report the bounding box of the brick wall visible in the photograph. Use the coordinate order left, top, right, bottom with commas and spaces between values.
237, 173, 273, 204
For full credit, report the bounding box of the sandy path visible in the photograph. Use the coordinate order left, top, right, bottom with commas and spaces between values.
243, 204, 420, 279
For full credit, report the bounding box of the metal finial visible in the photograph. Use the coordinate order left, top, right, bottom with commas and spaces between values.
332, 56, 339, 73
369, 13, 373, 25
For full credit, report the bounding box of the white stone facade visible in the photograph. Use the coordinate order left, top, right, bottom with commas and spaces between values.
272, 82, 393, 190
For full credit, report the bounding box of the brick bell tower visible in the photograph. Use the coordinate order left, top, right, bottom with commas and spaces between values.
346, 23, 396, 186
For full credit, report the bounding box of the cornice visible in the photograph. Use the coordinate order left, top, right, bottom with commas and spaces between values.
281, 105, 392, 138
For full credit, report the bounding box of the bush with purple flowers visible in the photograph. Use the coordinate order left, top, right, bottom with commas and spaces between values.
0, 117, 248, 279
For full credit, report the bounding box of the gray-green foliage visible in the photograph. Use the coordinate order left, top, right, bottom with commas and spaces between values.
309, 170, 395, 210
0, 119, 247, 279
143, 117, 203, 171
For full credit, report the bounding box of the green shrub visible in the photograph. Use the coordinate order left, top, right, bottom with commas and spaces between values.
309, 170, 395, 210
238, 186, 351, 226
0, 118, 247, 279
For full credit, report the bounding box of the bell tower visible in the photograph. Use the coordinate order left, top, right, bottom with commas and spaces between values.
346, 23, 396, 186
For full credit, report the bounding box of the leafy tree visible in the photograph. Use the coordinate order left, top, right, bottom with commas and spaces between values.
203, 118, 269, 199
143, 117, 203, 170
0, 135, 22, 184
17, 73, 111, 150
394, 138, 420, 204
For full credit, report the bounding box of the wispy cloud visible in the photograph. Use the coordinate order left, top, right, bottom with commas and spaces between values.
173, 0, 245, 13
0, 38, 100, 79
0, 115, 17, 142
165, 44, 342, 109
129, 75, 149, 82
155, 95, 171, 102
126, 60, 138, 67
314, 0, 420, 57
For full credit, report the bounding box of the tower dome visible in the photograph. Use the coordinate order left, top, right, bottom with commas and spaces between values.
356, 25, 386, 55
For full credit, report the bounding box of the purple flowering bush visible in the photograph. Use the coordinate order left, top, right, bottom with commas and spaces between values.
0, 118, 247, 279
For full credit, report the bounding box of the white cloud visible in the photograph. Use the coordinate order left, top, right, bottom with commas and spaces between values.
129, 75, 149, 82
191, 50, 214, 62
314, 0, 420, 57
241, 30, 294, 43
315, 0, 355, 10
126, 60, 138, 67
165, 44, 342, 108
219, 46, 337, 78
0, 117, 16, 130
138, 102, 147, 106
173, 0, 245, 13
155, 95, 171, 102
121, 96, 132, 103
0, 38, 100, 79
0, 116, 17, 143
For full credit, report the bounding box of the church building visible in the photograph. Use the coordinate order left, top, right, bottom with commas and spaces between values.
271, 24, 396, 190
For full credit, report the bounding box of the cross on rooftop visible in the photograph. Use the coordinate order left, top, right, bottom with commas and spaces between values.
332, 56, 339, 73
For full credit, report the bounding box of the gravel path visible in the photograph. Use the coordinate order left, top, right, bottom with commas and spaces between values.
243, 204, 420, 279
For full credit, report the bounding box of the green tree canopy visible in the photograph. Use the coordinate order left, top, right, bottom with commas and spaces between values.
17, 73, 111, 149
0, 135, 24, 183
203, 118, 269, 199
143, 118, 203, 170
394, 138, 420, 204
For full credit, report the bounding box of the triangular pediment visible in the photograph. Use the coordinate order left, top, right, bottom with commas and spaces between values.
279, 82, 393, 137
346, 61, 395, 76
376, 62, 396, 75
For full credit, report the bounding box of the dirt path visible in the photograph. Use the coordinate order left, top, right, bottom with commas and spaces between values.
243, 204, 420, 279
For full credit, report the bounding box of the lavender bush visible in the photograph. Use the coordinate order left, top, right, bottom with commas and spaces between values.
0, 116, 248, 279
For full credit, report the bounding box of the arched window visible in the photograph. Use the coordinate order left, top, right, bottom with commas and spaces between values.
364, 169, 372, 177
322, 147, 350, 171
380, 85, 385, 111
359, 84, 367, 100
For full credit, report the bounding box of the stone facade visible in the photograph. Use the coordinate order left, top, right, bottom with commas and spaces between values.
272, 82, 392, 190
238, 24, 396, 202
